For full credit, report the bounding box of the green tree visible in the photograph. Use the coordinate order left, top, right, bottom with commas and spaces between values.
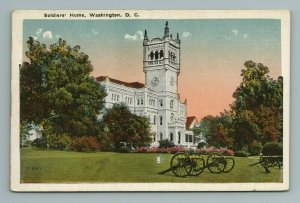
20, 37, 106, 137
101, 103, 152, 149
232, 61, 283, 148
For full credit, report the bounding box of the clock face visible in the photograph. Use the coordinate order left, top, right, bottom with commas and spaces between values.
170, 77, 175, 86
151, 76, 160, 86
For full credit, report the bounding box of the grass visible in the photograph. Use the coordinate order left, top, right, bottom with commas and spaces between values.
20, 148, 283, 183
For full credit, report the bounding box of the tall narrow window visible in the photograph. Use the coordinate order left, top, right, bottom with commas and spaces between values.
160, 133, 163, 140
159, 50, 164, 58
185, 134, 189, 142
170, 133, 173, 141
160, 116, 163, 125
159, 99, 163, 107
137, 99, 140, 105
170, 100, 174, 109
150, 52, 154, 60
141, 99, 143, 105
178, 132, 181, 144
155, 51, 159, 60
153, 115, 156, 125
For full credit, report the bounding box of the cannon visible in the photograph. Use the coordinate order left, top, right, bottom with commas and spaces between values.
158, 152, 235, 177
249, 155, 283, 173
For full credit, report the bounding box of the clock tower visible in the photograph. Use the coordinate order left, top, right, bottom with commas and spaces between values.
143, 22, 181, 95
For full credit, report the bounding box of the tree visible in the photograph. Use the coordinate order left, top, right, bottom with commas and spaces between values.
101, 103, 152, 149
20, 37, 106, 137
198, 112, 234, 148
232, 61, 283, 149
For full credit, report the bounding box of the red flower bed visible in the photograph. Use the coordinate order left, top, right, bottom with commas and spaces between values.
196, 147, 234, 156
134, 146, 234, 156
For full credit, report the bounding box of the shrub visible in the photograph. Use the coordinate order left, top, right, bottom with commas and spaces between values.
248, 141, 263, 156
69, 136, 101, 152
234, 150, 248, 157
31, 137, 47, 149
262, 142, 283, 156
119, 146, 131, 153
197, 141, 206, 148
46, 134, 72, 151
158, 139, 175, 148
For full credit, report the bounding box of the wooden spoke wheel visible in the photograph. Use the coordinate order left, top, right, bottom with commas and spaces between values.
170, 152, 192, 177
223, 157, 235, 173
206, 153, 226, 174
189, 153, 206, 176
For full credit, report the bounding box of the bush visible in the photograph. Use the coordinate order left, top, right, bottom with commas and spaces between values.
262, 142, 283, 156
248, 142, 263, 156
158, 139, 175, 148
119, 146, 131, 153
31, 137, 47, 149
197, 141, 206, 148
47, 134, 72, 150
69, 136, 101, 152
234, 150, 248, 157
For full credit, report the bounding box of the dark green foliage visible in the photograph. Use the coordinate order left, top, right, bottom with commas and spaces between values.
248, 141, 263, 156
158, 139, 175, 148
31, 137, 47, 149
118, 146, 131, 153
69, 136, 101, 152
197, 141, 206, 148
20, 37, 106, 137
101, 103, 152, 150
46, 134, 72, 151
234, 150, 248, 157
262, 142, 283, 156
232, 61, 283, 148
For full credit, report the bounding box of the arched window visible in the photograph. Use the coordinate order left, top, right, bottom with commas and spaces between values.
170, 113, 174, 122
159, 50, 164, 58
155, 51, 159, 60
150, 52, 154, 60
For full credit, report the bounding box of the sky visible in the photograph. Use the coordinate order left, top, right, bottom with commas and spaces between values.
23, 19, 281, 120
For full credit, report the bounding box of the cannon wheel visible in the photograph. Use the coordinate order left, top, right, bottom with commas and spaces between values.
206, 153, 226, 174
189, 153, 206, 176
223, 157, 235, 173
170, 152, 192, 177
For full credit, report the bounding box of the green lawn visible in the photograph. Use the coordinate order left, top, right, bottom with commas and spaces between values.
20, 148, 283, 183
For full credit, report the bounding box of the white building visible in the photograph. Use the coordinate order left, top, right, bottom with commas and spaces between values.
97, 22, 196, 147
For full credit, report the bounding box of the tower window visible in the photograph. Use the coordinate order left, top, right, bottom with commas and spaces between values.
155, 51, 159, 60
170, 100, 174, 109
160, 133, 163, 140
137, 99, 140, 105
153, 115, 156, 125
159, 50, 164, 58
170, 133, 173, 141
159, 99, 163, 107
160, 116, 163, 125
178, 132, 181, 144
141, 99, 143, 105
150, 52, 154, 60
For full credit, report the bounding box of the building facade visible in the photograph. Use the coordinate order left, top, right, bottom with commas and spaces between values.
97, 22, 196, 147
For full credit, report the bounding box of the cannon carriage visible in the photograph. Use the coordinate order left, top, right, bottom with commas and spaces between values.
159, 152, 235, 177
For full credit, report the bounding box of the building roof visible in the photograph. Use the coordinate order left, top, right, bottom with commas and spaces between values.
96, 76, 145, 89
186, 116, 198, 129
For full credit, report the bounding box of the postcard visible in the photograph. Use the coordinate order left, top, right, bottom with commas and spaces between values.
11, 10, 290, 191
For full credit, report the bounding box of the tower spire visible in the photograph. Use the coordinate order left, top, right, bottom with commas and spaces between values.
144, 29, 148, 40
164, 21, 169, 37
